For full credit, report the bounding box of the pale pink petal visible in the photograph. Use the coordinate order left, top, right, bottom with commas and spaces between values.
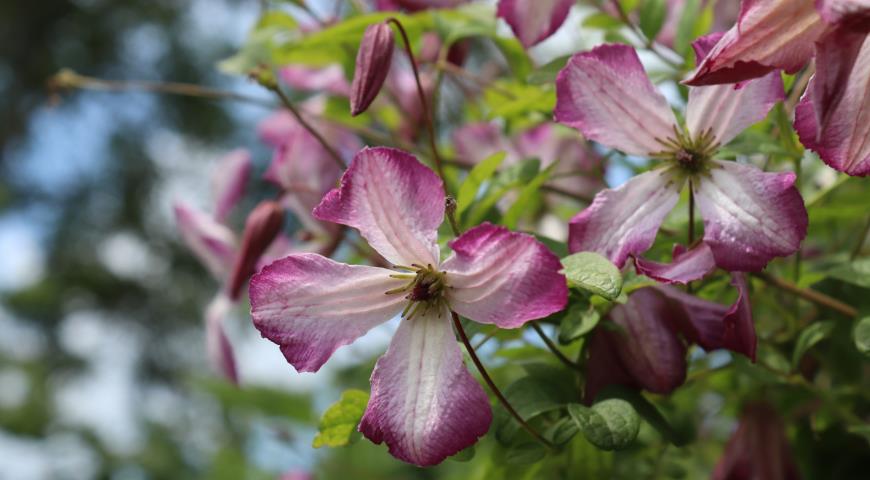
211, 149, 251, 223
569, 168, 683, 268
174, 201, 237, 280
694, 161, 808, 271
313, 147, 444, 266
816, 0, 870, 30
257, 110, 298, 148
359, 306, 491, 466
497, 0, 574, 48
794, 32, 870, 176
205, 294, 239, 384
263, 127, 344, 195
452, 122, 515, 164
442, 223, 567, 328
514, 124, 607, 198
249, 253, 405, 372
686, 35, 785, 145
555, 44, 679, 156
634, 242, 717, 284
685, 0, 827, 85
279, 64, 350, 96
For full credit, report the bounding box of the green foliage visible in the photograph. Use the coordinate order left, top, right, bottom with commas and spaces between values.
853, 317, 870, 356
792, 321, 835, 369
639, 0, 668, 40
456, 151, 506, 216
313, 389, 370, 449
568, 399, 641, 451
560, 252, 624, 301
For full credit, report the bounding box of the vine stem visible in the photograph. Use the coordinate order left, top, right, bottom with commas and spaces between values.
451, 311, 555, 450
270, 86, 346, 170
752, 271, 858, 318
386, 18, 447, 185
529, 322, 582, 371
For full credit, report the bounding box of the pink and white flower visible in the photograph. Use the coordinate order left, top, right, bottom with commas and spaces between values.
249, 147, 568, 466
555, 41, 807, 272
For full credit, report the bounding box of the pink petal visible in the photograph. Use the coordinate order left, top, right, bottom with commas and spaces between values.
174, 201, 237, 280
694, 160, 808, 271
794, 32, 870, 176
497, 0, 574, 48
359, 306, 491, 466
205, 294, 239, 384
211, 149, 251, 224
257, 110, 298, 148
442, 223, 568, 328
313, 147, 444, 266
264, 127, 344, 195
452, 122, 514, 164
713, 403, 801, 480
816, 0, 870, 30
249, 253, 405, 372
684, 0, 827, 85
279, 64, 350, 97
686, 35, 786, 145
375, 0, 468, 11
569, 169, 683, 268
583, 330, 639, 403
634, 242, 717, 284
555, 44, 679, 156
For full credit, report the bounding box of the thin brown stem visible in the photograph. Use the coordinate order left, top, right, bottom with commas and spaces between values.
530, 322, 582, 371
688, 180, 695, 245
270, 86, 346, 170
451, 311, 555, 449
753, 271, 858, 318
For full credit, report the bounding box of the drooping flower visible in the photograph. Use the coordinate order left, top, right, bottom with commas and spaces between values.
351, 22, 395, 116
497, 0, 574, 48
554, 41, 807, 272
712, 402, 801, 480
585, 275, 754, 401
249, 147, 568, 466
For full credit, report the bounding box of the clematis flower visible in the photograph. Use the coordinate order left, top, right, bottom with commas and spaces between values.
554, 41, 807, 272
712, 402, 801, 480
497, 0, 574, 48
375, 0, 467, 12
585, 275, 754, 401
249, 147, 567, 466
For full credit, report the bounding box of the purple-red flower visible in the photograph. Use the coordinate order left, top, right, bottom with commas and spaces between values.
497, 0, 574, 48
249, 147, 568, 466
712, 402, 801, 480
554, 41, 807, 272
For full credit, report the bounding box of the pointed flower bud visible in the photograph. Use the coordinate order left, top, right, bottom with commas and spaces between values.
350, 22, 394, 116
227, 201, 284, 300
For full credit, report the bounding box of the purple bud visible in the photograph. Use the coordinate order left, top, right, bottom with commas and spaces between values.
713, 403, 801, 480
227, 201, 284, 300
350, 22, 394, 116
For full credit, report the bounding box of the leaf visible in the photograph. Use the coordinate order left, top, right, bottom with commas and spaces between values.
791, 321, 835, 369
673, 0, 701, 56
504, 442, 548, 465
559, 305, 601, 344
494, 364, 577, 443
854, 316, 870, 357
583, 13, 623, 30
527, 55, 571, 85
463, 158, 540, 228
828, 258, 870, 288
312, 389, 369, 448
597, 385, 691, 446
560, 252, 623, 301
456, 151, 506, 216
196, 379, 314, 422
450, 445, 476, 462
639, 0, 668, 40
568, 399, 640, 451
544, 415, 579, 446
502, 162, 556, 229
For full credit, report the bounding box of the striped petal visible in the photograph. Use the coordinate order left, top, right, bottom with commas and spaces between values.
174, 201, 237, 280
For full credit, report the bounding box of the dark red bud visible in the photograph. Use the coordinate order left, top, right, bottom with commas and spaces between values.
350, 22, 394, 116
713, 403, 801, 480
227, 201, 284, 300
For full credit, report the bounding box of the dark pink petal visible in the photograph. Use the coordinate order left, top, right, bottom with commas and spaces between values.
350, 22, 395, 116
313, 147, 444, 266
205, 295, 239, 384
249, 254, 405, 372
816, 0, 870, 31
569, 169, 683, 268
497, 0, 574, 48
376, 0, 467, 11
694, 160, 808, 271
634, 242, 717, 284
555, 44, 678, 156
174, 201, 237, 280
227, 201, 285, 301
686, 35, 785, 145
713, 403, 801, 480
684, 0, 827, 86
279, 64, 350, 96
794, 32, 870, 176
583, 330, 639, 403
442, 223, 568, 328
359, 306, 491, 466
211, 149, 251, 223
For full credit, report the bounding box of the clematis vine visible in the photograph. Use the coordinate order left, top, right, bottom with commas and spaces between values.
555, 40, 808, 272
249, 147, 568, 466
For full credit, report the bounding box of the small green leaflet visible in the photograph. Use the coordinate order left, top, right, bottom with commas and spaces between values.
854, 316, 870, 357
312, 389, 369, 448
561, 252, 623, 301
456, 151, 506, 216
568, 399, 640, 451
791, 321, 835, 369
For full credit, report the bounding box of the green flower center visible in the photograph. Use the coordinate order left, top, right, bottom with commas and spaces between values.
386, 263, 449, 320
651, 126, 720, 174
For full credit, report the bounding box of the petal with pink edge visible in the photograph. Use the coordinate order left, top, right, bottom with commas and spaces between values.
249, 253, 406, 372
442, 223, 567, 328
694, 161, 808, 271
174, 201, 237, 280
554, 44, 678, 156
497, 0, 574, 48
816, 0, 870, 30
264, 127, 343, 195
359, 306, 491, 466
794, 32, 870, 176
569, 168, 683, 268
205, 294, 239, 384
313, 147, 445, 266
686, 34, 785, 145
634, 242, 717, 284
211, 149, 251, 223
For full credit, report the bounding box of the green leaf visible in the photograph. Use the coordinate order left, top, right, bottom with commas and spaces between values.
639, 0, 668, 40
673, 0, 701, 56
828, 258, 870, 288
792, 321, 835, 368
853, 316, 870, 356
560, 252, 623, 301
456, 151, 506, 216
544, 415, 580, 446
527, 55, 571, 85
559, 305, 601, 344
495, 364, 577, 443
502, 162, 556, 229
504, 442, 548, 465
597, 385, 691, 446
583, 13, 623, 30
463, 158, 540, 228
568, 399, 640, 451
196, 379, 314, 422
449, 445, 476, 462
312, 389, 369, 448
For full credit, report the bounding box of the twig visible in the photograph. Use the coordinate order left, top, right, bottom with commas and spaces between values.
270, 86, 346, 170
529, 322, 582, 371
752, 271, 857, 318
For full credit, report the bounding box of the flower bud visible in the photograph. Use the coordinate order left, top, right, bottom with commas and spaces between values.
227, 201, 284, 300
713, 403, 800, 480
350, 22, 394, 116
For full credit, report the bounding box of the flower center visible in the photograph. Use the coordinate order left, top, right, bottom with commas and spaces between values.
385, 263, 449, 320
652, 126, 720, 174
